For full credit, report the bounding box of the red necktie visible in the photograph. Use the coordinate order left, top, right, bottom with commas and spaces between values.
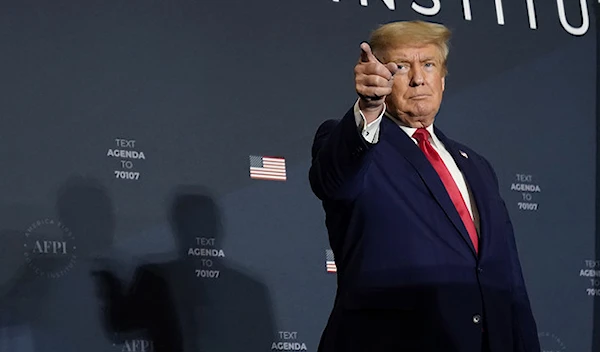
412, 128, 479, 253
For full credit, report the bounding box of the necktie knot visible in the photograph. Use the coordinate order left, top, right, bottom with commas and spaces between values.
412, 128, 430, 143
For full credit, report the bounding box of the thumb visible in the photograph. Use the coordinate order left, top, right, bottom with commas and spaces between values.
385, 62, 398, 76
359, 42, 377, 63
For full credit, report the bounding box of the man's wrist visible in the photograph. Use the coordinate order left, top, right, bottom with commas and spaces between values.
358, 99, 385, 124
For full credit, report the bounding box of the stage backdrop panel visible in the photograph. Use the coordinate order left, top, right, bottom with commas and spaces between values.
0, 1, 596, 352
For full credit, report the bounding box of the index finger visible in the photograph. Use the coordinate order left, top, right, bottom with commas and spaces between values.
360, 42, 378, 63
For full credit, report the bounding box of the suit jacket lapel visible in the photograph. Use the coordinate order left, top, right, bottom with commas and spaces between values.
435, 127, 491, 258
380, 117, 476, 257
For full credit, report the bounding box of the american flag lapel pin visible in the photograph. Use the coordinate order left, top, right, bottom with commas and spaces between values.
325, 249, 337, 273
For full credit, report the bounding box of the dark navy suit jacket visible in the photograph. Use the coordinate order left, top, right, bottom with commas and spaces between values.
309, 107, 540, 352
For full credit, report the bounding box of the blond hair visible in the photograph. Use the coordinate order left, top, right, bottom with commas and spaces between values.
369, 21, 451, 75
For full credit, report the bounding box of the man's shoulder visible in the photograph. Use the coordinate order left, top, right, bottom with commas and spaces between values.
313, 108, 354, 135
317, 119, 340, 132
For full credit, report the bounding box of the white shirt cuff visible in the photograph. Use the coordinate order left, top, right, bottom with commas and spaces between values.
353, 99, 385, 144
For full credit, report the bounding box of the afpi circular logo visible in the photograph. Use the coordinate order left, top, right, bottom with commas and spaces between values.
538, 332, 567, 352
23, 218, 76, 278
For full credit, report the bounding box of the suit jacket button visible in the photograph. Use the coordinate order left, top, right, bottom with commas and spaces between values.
472, 314, 481, 324
477, 267, 483, 274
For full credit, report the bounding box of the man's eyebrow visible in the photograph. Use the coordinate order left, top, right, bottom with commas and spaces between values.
391, 56, 438, 62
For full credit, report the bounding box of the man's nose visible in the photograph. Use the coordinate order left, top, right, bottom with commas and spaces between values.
409, 67, 425, 87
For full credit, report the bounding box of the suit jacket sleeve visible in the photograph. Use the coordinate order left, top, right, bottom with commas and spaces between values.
309, 106, 373, 200
485, 159, 540, 352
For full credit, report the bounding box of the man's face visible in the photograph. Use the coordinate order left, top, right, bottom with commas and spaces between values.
382, 43, 445, 128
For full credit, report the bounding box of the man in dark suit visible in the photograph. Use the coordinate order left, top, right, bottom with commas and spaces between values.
309, 21, 540, 352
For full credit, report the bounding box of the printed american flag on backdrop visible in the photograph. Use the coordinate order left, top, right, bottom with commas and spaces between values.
249, 155, 287, 181
326, 249, 337, 273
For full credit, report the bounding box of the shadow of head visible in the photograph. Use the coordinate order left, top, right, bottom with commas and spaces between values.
168, 186, 222, 251
56, 175, 115, 255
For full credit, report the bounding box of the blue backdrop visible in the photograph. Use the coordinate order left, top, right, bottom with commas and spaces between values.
0, 1, 597, 351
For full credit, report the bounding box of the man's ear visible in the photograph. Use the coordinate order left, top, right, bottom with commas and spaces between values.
442, 76, 445, 91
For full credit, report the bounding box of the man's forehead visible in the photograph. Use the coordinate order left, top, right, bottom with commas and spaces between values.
384, 44, 441, 61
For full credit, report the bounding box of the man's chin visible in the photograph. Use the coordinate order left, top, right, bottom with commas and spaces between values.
389, 113, 434, 128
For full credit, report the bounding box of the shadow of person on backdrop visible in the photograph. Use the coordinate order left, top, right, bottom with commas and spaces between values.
94, 185, 276, 352
0, 175, 117, 352
92, 241, 183, 351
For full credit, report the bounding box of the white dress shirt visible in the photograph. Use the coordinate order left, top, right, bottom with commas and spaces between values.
353, 100, 479, 225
